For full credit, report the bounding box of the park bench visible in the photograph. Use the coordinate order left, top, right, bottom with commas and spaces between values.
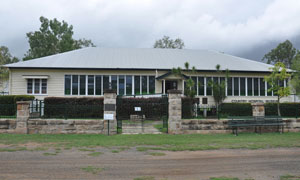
228, 116, 284, 136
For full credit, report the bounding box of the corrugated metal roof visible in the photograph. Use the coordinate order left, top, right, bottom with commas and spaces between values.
4, 47, 275, 72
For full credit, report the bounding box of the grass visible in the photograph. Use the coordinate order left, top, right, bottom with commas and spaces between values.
111, 150, 119, 153
0, 147, 27, 152
0, 133, 300, 151
153, 124, 168, 133
81, 166, 103, 174
280, 175, 300, 180
43, 152, 58, 156
87, 152, 103, 156
147, 152, 166, 156
210, 178, 239, 180
78, 148, 95, 152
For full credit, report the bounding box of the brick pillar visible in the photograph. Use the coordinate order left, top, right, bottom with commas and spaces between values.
103, 89, 117, 135
16, 101, 30, 134
168, 90, 182, 134
252, 103, 265, 117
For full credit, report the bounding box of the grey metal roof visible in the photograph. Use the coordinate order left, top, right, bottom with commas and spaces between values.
4, 47, 275, 72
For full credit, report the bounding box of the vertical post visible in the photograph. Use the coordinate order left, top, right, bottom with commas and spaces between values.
16, 101, 30, 134
103, 89, 117, 135
163, 79, 166, 94
168, 90, 182, 134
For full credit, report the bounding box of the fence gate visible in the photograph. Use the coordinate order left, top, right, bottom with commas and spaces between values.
116, 95, 168, 134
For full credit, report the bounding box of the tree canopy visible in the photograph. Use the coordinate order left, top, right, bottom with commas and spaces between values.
153, 36, 185, 49
262, 40, 296, 69
0, 46, 19, 86
23, 16, 95, 61
291, 51, 300, 95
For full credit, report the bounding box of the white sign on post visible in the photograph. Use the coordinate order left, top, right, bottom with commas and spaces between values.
104, 114, 114, 120
134, 107, 141, 111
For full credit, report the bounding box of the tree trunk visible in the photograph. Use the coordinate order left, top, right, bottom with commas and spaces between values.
277, 96, 281, 117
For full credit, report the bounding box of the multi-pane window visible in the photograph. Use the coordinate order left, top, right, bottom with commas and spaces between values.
149, 76, 155, 94
27, 79, 47, 95
254, 78, 259, 96
126, 76, 132, 95
198, 77, 204, 95
80, 75, 86, 95
192, 77, 197, 93
233, 77, 239, 96
118, 75, 125, 95
88, 75, 94, 95
240, 78, 245, 96
247, 78, 253, 96
206, 77, 212, 96
267, 82, 272, 96
134, 76, 141, 95
65, 74, 155, 96
227, 77, 233, 96
260, 78, 265, 96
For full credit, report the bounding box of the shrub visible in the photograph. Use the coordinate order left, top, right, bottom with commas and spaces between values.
265, 103, 300, 117
116, 97, 168, 120
0, 95, 34, 116
182, 97, 199, 119
44, 97, 104, 119
220, 103, 252, 116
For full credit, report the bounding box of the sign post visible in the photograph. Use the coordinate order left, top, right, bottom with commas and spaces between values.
104, 113, 114, 136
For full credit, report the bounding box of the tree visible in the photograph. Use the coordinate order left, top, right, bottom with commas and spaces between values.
207, 64, 229, 119
23, 16, 95, 60
291, 51, 300, 95
0, 46, 19, 91
262, 40, 296, 69
154, 36, 185, 49
264, 62, 291, 116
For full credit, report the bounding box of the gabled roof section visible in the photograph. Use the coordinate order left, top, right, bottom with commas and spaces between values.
156, 71, 189, 80
5, 47, 276, 72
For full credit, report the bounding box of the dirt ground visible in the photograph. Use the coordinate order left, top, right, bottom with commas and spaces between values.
0, 147, 299, 180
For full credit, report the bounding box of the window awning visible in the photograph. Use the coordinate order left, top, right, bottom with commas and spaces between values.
22, 75, 49, 79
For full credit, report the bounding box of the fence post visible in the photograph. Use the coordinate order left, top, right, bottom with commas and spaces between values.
103, 89, 117, 135
168, 90, 182, 134
16, 101, 30, 134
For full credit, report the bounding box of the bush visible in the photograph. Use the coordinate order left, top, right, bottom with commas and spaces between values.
0, 95, 34, 116
265, 103, 300, 117
182, 97, 199, 119
44, 97, 104, 119
116, 97, 168, 120
220, 103, 252, 116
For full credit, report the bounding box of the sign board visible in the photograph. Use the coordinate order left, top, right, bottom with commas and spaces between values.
104, 104, 116, 111
104, 113, 114, 120
134, 107, 141, 111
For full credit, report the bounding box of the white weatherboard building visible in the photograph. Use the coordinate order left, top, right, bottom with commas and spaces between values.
4, 47, 294, 105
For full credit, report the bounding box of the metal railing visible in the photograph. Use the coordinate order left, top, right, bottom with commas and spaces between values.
0, 104, 17, 118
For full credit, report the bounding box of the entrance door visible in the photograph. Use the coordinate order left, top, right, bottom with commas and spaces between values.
165, 80, 178, 92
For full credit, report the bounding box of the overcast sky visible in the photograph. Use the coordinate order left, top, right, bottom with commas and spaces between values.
1, 0, 300, 61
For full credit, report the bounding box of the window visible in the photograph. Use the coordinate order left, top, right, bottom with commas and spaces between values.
95, 75, 102, 95
234, 77, 239, 96
192, 77, 197, 93
126, 76, 132, 95
247, 78, 252, 96
142, 76, 148, 94
206, 77, 212, 96
227, 77, 232, 96
134, 76, 141, 95
72, 75, 79, 95
65, 75, 71, 95
118, 75, 125, 95
149, 76, 155, 94
27, 79, 33, 94
240, 78, 245, 96
103, 75, 109, 91
260, 78, 265, 96
198, 77, 204, 95
88, 75, 94, 95
27, 79, 47, 95
254, 78, 259, 96
267, 82, 272, 96
80, 75, 86, 95
111, 75, 117, 91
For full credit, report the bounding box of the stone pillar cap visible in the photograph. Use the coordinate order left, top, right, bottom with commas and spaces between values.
167, 90, 182, 94
251, 102, 264, 106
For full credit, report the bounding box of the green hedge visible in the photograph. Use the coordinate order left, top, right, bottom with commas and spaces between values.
182, 97, 199, 119
265, 103, 300, 117
220, 103, 252, 116
0, 95, 34, 116
44, 97, 104, 119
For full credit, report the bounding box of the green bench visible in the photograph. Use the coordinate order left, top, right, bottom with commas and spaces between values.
228, 116, 284, 136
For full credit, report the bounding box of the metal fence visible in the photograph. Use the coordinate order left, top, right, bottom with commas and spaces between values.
0, 91, 9, 96
0, 104, 17, 118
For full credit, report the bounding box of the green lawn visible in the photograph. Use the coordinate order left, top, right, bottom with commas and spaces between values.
0, 133, 299, 151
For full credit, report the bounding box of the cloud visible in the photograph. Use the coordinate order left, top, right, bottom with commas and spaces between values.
0, 0, 300, 61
